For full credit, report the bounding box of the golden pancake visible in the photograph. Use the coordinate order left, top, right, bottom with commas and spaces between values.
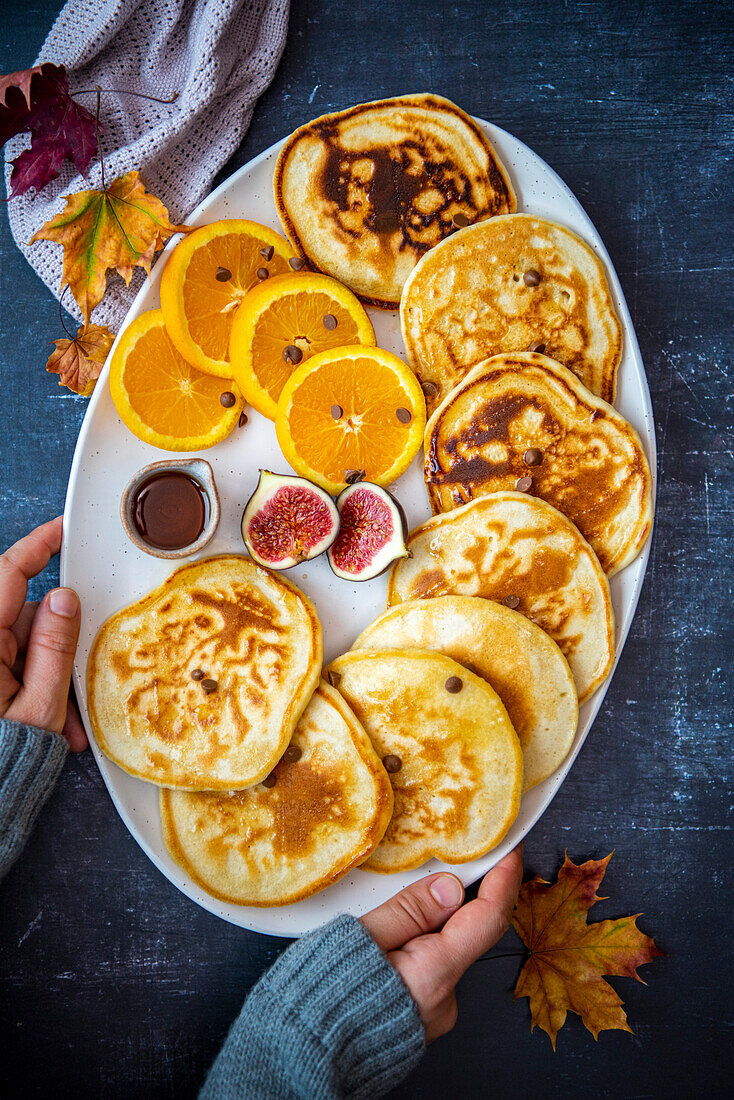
401, 214, 622, 411
87, 556, 322, 790
425, 352, 653, 575
353, 596, 577, 791
328, 650, 523, 872
160, 683, 393, 906
387, 493, 614, 703
274, 94, 516, 310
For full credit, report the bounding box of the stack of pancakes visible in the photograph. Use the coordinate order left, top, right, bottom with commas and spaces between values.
88, 95, 653, 909
88, 556, 537, 900
89, 557, 396, 906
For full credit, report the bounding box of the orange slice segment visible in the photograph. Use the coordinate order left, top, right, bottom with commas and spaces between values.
159, 219, 299, 378
275, 346, 426, 493
109, 309, 245, 451
229, 272, 375, 420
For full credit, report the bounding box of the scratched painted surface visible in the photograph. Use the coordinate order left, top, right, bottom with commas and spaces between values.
0, 1, 732, 1097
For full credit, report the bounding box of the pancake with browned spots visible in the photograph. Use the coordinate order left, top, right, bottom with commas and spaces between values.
401, 214, 622, 411
387, 493, 615, 703
87, 556, 322, 790
352, 596, 577, 791
160, 683, 393, 906
327, 650, 522, 872
424, 352, 653, 574
274, 94, 515, 310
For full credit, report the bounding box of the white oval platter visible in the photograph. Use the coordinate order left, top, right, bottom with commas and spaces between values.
62, 117, 656, 937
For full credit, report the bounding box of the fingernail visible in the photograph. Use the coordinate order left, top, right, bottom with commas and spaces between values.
48, 588, 79, 618
429, 874, 463, 909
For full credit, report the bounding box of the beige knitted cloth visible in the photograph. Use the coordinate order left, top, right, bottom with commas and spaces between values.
4, 0, 290, 328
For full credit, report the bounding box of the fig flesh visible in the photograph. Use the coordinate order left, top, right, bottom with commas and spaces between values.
242, 470, 339, 569
328, 482, 408, 581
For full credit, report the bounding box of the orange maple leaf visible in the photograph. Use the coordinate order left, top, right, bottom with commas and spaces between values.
30, 170, 188, 323
46, 322, 114, 396
512, 853, 663, 1048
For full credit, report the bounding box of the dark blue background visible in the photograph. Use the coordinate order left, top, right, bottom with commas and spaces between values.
1, 2, 732, 1097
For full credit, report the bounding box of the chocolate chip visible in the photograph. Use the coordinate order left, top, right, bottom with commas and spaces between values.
191, 668, 205, 681
396, 407, 412, 424
201, 678, 218, 694
283, 744, 302, 764
259, 245, 274, 260
288, 256, 305, 271
262, 773, 277, 788
382, 754, 402, 773
219, 391, 236, 408
322, 313, 337, 330
238, 411, 248, 428
528, 341, 546, 354
515, 476, 533, 492
257, 267, 269, 280
326, 669, 342, 687
523, 447, 543, 466
283, 344, 303, 364
452, 211, 471, 228
215, 267, 231, 282
421, 380, 438, 398
502, 595, 520, 609
445, 675, 463, 694
523, 268, 541, 287
330, 404, 343, 420
344, 468, 365, 484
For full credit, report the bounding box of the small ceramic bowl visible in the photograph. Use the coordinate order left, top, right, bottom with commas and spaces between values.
120, 458, 220, 560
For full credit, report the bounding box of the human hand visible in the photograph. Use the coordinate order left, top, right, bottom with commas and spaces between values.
0, 516, 86, 750
361, 845, 523, 1042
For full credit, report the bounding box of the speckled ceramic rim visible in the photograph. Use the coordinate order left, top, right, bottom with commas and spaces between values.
120, 458, 221, 560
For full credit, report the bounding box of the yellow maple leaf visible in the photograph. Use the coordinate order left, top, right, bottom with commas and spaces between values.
512, 853, 663, 1048
30, 170, 188, 323
46, 322, 114, 395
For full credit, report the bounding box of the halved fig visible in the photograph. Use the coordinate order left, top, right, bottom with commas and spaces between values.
328, 482, 408, 581
242, 470, 338, 569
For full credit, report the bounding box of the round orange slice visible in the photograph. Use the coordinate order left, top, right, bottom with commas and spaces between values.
159, 219, 299, 378
229, 272, 375, 420
275, 346, 426, 493
109, 309, 245, 451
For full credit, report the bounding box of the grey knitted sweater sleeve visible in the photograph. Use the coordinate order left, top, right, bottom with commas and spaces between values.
0, 718, 68, 882
199, 913, 426, 1100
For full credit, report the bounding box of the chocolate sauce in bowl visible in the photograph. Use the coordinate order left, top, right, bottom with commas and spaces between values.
132, 472, 208, 550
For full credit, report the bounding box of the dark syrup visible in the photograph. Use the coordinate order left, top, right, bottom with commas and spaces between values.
132, 472, 208, 550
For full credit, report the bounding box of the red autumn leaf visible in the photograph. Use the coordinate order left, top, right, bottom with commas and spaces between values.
0, 62, 97, 197
512, 853, 664, 1048
46, 323, 114, 396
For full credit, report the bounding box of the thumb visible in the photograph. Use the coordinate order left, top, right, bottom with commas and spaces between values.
360, 873, 465, 952
418, 845, 524, 989
6, 588, 80, 735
